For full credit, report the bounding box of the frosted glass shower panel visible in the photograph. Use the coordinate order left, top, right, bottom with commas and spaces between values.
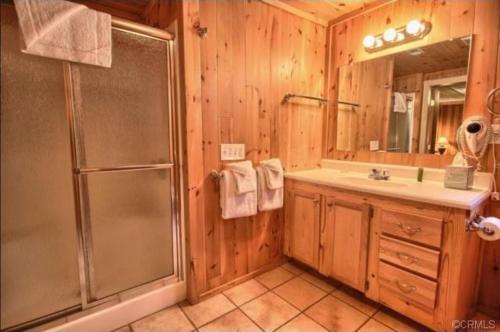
71, 29, 171, 168
82, 169, 174, 300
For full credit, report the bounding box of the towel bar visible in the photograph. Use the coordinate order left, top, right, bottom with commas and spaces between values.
282, 93, 328, 105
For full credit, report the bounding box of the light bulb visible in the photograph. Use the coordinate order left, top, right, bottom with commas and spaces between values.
383, 28, 397, 42
363, 35, 376, 48
406, 19, 423, 35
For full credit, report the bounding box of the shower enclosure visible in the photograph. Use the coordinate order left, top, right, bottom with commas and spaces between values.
1, 5, 183, 330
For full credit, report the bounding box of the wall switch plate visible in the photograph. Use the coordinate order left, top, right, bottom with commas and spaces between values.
221, 144, 245, 161
369, 140, 380, 151
491, 124, 500, 144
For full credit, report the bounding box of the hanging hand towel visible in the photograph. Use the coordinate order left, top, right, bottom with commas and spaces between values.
14, 0, 112, 67
226, 160, 257, 194
260, 158, 283, 190
220, 168, 257, 220
393, 92, 407, 113
256, 166, 283, 211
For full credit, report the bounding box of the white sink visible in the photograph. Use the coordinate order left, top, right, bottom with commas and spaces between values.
339, 177, 408, 188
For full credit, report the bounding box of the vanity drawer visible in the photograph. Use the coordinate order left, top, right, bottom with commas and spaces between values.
378, 286, 435, 329
381, 210, 442, 248
378, 262, 437, 309
379, 236, 440, 279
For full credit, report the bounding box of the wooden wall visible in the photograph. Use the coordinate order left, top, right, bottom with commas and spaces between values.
324, 0, 500, 317
176, 0, 327, 301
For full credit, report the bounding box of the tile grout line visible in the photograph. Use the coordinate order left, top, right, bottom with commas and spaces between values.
371, 314, 408, 332
227, 273, 325, 332
221, 292, 266, 332
125, 304, 186, 331
255, 265, 378, 332
182, 264, 396, 332
354, 306, 383, 332
271, 288, 333, 332
270, 287, 329, 313
328, 290, 382, 319
298, 273, 340, 294
254, 267, 296, 290
193, 307, 241, 331
222, 282, 269, 307
177, 303, 201, 331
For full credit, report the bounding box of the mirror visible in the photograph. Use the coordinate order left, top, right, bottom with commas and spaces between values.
335, 36, 472, 155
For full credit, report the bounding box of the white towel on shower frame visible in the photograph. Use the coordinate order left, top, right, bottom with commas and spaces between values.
14, 0, 112, 67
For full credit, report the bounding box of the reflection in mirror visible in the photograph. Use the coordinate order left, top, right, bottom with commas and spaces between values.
335, 36, 471, 155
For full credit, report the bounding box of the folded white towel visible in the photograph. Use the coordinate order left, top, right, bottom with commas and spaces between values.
220, 169, 257, 219
14, 0, 112, 67
260, 158, 283, 190
226, 160, 256, 194
256, 166, 283, 211
393, 92, 407, 113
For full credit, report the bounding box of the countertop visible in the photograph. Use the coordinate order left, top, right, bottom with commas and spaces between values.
284, 161, 492, 210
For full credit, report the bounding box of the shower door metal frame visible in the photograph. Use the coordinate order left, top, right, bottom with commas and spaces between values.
63, 21, 183, 310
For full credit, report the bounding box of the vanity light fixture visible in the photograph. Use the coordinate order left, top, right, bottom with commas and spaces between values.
363, 35, 376, 48
406, 19, 425, 36
382, 28, 397, 42
363, 19, 431, 52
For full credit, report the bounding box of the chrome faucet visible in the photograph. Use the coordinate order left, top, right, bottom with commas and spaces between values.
369, 168, 390, 180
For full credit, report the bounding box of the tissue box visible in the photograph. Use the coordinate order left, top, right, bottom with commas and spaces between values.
444, 166, 474, 190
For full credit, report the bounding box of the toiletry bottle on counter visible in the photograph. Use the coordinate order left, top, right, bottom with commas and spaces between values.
417, 168, 424, 182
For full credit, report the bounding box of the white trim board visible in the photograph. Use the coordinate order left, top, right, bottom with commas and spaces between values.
45, 282, 186, 332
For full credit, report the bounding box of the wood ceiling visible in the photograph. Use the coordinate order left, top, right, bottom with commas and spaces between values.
264, 0, 386, 25
79, 0, 386, 27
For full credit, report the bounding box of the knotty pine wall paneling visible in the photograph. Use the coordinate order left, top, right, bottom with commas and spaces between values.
177, 0, 327, 302
325, 0, 500, 317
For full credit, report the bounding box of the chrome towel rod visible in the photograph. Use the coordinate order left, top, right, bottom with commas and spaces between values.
282, 93, 328, 104
282, 94, 360, 108
338, 100, 360, 107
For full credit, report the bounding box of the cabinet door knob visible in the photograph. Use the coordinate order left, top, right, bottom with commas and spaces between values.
396, 222, 421, 236
395, 280, 416, 294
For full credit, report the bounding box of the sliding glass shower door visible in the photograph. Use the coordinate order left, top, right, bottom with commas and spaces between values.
67, 29, 179, 302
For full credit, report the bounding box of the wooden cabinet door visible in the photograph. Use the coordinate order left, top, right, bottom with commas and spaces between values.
320, 197, 371, 292
286, 189, 321, 269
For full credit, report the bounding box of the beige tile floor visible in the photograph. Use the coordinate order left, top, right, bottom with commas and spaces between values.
116, 262, 498, 332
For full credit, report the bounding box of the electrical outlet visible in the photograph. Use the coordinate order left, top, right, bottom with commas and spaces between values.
369, 140, 380, 151
491, 192, 500, 201
491, 124, 500, 144
220, 144, 245, 161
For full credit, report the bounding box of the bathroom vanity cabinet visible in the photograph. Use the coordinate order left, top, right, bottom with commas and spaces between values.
284, 178, 486, 332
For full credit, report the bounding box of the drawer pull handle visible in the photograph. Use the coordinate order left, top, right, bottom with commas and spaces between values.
396, 252, 418, 265
395, 280, 416, 294
396, 222, 422, 236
